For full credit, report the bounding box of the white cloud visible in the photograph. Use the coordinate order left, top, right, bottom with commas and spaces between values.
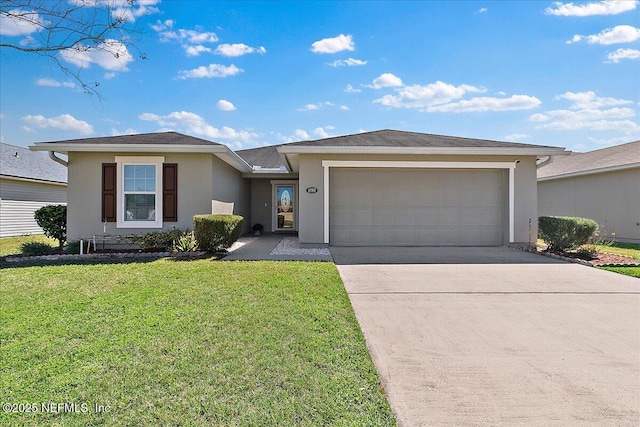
545, 0, 637, 16
505, 134, 529, 141
184, 45, 212, 57
530, 91, 638, 133
607, 47, 640, 62
478, 7, 488, 13
138, 111, 258, 147
555, 91, 632, 109
374, 81, 484, 108
588, 136, 635, 146
111, 0, 160, 23
367, 73, 404, 89
340, 105, 350, 111
214, 43, 266, 57
313, 126, 334, 138
298, 101, 335, 111
217, 100, 236, 111
36, 78, 75, 88
345, 84, 361, 93
569, 25, 640, 45
111, 127, 138, 136
294, 129, 310, 140
311, 34, 355, 54
103, 72, 116, 80
426, 95, 541, 113
22, 114, 94, 135
329, 58, 367, 67
374, 80, 541, 113
60, 39, 133, 71
177, 64, 243, 79
0, 9, 44, 36
151, 20, 219, 56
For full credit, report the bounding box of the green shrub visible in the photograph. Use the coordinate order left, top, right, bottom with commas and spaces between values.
34, 205, 67, 249
133, 228, 188, 250
193, 214, 244, 252
65, 240, 81, 254
172, 231, 198, 253
538, 216, 598, 251
20, 241, 55, 256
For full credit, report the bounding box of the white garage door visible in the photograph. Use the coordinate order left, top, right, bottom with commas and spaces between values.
330, 168, 506, 246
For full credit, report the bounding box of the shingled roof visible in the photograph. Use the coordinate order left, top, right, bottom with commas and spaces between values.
37, 131, 224, 146
1, 143, 67, 184
538, 140, 640, 180
285, 129, 560, 149
236, 145, 285, 169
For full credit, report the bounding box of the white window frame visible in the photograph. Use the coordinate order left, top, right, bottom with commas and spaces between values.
115, 156, 164, 229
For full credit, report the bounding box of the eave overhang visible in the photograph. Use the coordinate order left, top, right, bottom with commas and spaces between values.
538, 162, 640, 182
30, 143, 254, 173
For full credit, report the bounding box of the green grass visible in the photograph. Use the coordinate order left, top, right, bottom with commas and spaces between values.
599, 242, 640, 261
597, 266, 640, 278
0, 235, 57, 257
0, 260, 395, 426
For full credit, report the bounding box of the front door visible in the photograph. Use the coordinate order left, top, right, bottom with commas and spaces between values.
275, 184, 295, 230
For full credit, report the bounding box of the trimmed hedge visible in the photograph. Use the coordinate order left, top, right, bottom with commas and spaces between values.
133, 228, 188, 250
538, 216, 598, 251
193, 214, 244, 252
34, 205, 67, 249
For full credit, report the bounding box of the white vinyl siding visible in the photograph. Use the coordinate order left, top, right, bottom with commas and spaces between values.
0, 178, 67, 237
0, 178, 67, 203
0, 200, 67, 237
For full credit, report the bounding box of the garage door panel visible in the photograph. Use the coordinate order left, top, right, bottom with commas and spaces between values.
330, 168, 505, 246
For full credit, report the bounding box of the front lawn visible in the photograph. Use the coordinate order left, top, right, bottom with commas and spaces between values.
0, 235, 57, 257
599, 242, 640, 261
598, 266, 640, 278
0, 260, 395, 426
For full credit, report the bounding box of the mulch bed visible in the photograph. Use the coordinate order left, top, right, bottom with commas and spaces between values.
544, 249, 639, 266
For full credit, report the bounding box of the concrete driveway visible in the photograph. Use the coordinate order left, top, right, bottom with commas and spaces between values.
332, 247, 640, 426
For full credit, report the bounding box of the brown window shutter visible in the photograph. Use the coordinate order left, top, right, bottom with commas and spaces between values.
163, 163, 178, 222
102, 163, 117, 222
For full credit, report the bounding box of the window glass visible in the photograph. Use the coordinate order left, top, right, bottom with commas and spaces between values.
125, 194, 156, 221
124, 165, 155, 192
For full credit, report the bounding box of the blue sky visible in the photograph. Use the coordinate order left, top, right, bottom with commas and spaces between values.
1, 0, 639, 152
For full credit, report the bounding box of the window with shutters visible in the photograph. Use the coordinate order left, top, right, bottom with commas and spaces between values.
115, 156, 164, 228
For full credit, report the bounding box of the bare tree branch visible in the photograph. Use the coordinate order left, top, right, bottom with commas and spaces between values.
0, 0, 148, 98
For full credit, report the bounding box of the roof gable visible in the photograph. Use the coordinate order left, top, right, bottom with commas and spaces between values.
36, 131, 224, 146
1, 143, 67, 184
236, 145, 285, 169
538, 140, 640, 180
285, 129, 561, 149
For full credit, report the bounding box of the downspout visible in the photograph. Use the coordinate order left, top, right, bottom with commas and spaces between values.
536, 156, 554, 169
48, 151, 68, 167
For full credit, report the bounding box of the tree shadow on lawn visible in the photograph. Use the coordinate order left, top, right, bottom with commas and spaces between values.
0, 253, 220, 269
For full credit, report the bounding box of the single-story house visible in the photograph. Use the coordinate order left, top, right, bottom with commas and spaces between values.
538, 140, 640, 243
30, 129, 568, 247
0, 142, 68, 237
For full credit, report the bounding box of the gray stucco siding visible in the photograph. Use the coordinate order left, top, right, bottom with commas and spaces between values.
298, 153, 539, 246
211, 156, 251, 233
250, 179, 274, 232
67, 152, 249, 240
538, 168, 640, 243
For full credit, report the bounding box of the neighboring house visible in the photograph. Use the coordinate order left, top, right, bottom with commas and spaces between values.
538, 140, 640, 243
0, 143, 68, 237
30, 130, 568, 246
